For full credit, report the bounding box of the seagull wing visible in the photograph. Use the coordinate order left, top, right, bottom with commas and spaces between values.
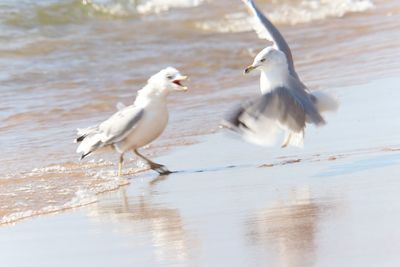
242, 0, 298, 79
286, 76, 325, 125
225, 86, 308, 146
76, 105, 144, 158
99, 105, 144, 145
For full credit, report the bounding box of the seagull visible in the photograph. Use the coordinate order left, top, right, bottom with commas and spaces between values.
224, 0, 338, 147
75, 67, 188, 176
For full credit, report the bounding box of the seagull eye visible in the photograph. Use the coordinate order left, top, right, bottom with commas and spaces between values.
260, 58, 266, 62
167, 75, 174, 80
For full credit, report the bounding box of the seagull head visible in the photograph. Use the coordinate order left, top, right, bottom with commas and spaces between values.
148, 67, 188, 93
244, 47, 288, 74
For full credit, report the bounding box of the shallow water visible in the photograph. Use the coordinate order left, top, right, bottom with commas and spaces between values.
1, 0, 400, 224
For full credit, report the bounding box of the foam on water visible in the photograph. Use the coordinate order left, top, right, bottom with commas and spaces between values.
266, 0, 374, 25
0, 159, 141, 225
1, 0, 206, 27
0, 188, 98, 225
136, 0, 205, 15
0, 0, 375, 30
196, 0, 374, 33
82, 0, 205, 16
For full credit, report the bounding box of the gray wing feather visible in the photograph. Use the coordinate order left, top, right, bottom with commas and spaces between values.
286, 76, 325, 125
99, 105, 144, 145
245, 87, 306, 132
243, 0, 298, 79
226, 84, 325, 136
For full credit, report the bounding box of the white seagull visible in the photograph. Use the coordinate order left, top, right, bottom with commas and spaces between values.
75, 67, 188, 176
225, 0, 338, 147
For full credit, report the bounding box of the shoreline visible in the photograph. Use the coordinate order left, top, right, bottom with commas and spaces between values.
2, 76, 400, 226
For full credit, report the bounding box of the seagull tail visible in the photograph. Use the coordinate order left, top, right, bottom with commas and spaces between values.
75, 126, 99, 143
311, 91, 339, 114
76, 134, 103, 160
75, 135, 86, 143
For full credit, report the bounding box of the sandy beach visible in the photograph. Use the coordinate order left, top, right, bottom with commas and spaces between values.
2, 76, 400, 266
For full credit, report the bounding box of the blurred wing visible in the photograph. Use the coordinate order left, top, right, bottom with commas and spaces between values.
225, 86, 306, 146
99, 105, 144, 145
242, 0, 298, 79
287, 76, 326, 125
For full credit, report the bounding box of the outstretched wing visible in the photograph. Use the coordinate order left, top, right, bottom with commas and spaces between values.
246, 86, 307, 132
242, 0, 298, 79
224, 86, 307, 146
99, 105, 144, 145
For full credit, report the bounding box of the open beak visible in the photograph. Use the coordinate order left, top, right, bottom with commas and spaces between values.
244, 65, 256, 74
172, 75, 188, 91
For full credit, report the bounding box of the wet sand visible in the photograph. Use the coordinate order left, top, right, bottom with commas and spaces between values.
2, 77, 400, 266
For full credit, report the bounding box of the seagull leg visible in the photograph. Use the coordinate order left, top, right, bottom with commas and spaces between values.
281, 133, 292, 148
118, 154, 124, 176
133, 149, 171, 175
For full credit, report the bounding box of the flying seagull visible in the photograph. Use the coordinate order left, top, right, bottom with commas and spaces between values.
224, 0, 338, 147
75, 67, 188, 176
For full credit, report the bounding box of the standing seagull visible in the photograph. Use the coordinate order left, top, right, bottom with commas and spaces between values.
225, 0, 338, 147
75, 67, 188, 176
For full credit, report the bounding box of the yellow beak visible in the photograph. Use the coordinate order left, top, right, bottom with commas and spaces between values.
178, 75, 188, 81
173, 75, 188, 91
244, 65, 256, 74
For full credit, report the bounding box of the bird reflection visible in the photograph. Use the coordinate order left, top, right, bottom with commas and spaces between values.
247, 187, 330, 267
87, 188, 192, 264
